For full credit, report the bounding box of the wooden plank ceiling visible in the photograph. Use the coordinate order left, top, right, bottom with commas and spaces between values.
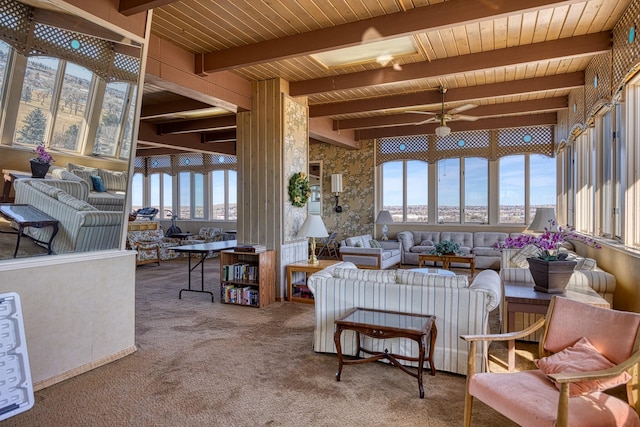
132, 0, 631, 156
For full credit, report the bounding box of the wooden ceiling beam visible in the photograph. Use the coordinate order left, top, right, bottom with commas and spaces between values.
309, 117, 360, 149
195, 0, 586, 74
158, 116, 237, 134
292, 32, 609, 96
202, 130, 237, 143
141, 99, 214, 119
355, 113, 557, 140
119, 0, 179, 16
311, 72, 584, 117
336, 97, 569, 130
137, 122, 235, 155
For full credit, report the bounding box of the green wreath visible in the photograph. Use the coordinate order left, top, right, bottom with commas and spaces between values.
288, 172, 311, 208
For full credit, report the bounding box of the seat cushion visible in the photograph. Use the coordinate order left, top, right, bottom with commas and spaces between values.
470, 370, 640, 427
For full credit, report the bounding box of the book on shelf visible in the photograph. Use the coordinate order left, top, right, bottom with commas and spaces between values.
222, 263, 259, 282
233, 244, 267, 253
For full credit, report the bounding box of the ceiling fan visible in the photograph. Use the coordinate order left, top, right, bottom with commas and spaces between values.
408, 87, 479, 137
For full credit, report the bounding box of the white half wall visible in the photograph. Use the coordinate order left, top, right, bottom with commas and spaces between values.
0, 250, 137, 390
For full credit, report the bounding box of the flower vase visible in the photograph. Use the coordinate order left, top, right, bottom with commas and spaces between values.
527, 257, 577, 294
29, 159, 50, 178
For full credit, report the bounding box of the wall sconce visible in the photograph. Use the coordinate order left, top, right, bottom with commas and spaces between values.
331, 174, 343, 213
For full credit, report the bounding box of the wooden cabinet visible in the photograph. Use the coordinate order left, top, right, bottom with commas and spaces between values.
220, 250, 275, 308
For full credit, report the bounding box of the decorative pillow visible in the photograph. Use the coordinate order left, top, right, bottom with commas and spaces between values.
72, 169, 95, 186
331, 268, 396, 284
534, 336, 631, 397
580, 258, 597, 271
510, 244, 540, 268
420, 240, 433, 246
98, 169, 127, 192
369, 240, 382, 248
91, 175, 107, 192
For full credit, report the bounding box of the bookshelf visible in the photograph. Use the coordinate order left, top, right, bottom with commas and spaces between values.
219, 249, 275, 308
286, 259, 342, 304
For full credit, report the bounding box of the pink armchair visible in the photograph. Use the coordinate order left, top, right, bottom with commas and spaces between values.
461, 296, 640, 427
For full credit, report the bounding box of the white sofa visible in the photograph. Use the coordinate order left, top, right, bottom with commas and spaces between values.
14, 179, 122, 254
339, 234, 401, 269
397, 231, 508, 269
307, 262, 502, 375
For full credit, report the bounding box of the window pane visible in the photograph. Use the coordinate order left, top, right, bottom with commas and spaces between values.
406, 160, 428, 222
464, 157, 488, 223
119, 86, 137, 159
0, 41, 10, 101
179, 171, 191, 218
94, 81, 128, 156
51, 62, 92, 151
211, 170, 225, 220
530, 154, 557, 225
131, 173, 143, 211
382, 161, 403, 222
500, 155, 525, 223
162, 174, 172, 219
437, 158, 460, 223
194, 173, 204, 219
149, 173, 160, 211
15, 56, 59, 146
228, 170, 237, 220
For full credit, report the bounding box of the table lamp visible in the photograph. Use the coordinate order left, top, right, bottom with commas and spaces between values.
528, 207, 557, 232
297, 215, 328, 264
375, 210, 394, 240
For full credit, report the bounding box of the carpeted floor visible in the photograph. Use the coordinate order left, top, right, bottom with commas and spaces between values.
3, 256, 530, 427
0, 218, 49, 259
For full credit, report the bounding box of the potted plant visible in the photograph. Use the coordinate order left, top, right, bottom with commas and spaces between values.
30, 144, 54, 178
430, 240, 462, 256
497, 222, 600, 293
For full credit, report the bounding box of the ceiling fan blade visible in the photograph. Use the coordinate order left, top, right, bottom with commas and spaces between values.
414, 117, 437, 125
447, 104, 477, 115
451, 114, 480, 122
406, 111, 437, 115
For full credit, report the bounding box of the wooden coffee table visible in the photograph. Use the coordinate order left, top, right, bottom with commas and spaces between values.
0, 204, 59, 257
418, 253, 475, 275
334, 307, 437, 398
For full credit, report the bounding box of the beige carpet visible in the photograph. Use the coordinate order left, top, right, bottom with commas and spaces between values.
0, 218, 49, 259
4, 257, 531, 426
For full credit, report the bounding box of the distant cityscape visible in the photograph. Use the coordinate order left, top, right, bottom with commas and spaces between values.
386, 204, 555, 224
132, 204, 237, 220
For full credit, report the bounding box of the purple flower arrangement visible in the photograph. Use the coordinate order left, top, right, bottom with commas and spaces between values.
32, 145, 54, 164
495, 221, 601, 260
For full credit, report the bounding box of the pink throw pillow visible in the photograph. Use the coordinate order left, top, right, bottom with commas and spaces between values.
534, 336, 631, 397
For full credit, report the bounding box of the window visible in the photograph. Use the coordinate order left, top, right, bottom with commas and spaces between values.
499, 155, 525, 224
464, 158, 488, 223
94, 81, 134, 157
15, 56, 59, 146
530, 154, 557, 222
149, 173, 173, 219
131, 173, 143, 211
179, 171, 191, 219
437, 158, 460, 223
0, 41, 10, 102
51, 62, 92, 151
211, 170, 237, 220
381, 160, 428, 223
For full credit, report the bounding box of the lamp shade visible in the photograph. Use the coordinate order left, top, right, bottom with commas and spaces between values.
375, 210, 394, 225
528, 207, 557, 232
297, 215, 329, 238
331, 174, 343, 193
435, 125, 451, 137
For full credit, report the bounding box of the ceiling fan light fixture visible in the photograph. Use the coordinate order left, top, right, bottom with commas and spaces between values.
435, 125, 451, 137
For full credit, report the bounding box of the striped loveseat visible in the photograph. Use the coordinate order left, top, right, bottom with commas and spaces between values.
307, 262, 501, 375
14, 179, 122, 254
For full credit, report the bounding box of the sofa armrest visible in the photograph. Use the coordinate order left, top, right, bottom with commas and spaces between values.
339, 247, 383, 269
469, 270, 502, 311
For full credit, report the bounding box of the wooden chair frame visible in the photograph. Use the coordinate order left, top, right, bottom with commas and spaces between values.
461, 297, 640, 427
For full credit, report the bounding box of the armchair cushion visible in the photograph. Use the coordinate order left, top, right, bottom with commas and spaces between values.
534, 337, 631, 397
369, 239, 382, 248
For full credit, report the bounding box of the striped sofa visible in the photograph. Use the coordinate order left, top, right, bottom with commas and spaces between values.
14, 179, 122, 254
307, 262, 502, 375
49, 165, 126, 211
